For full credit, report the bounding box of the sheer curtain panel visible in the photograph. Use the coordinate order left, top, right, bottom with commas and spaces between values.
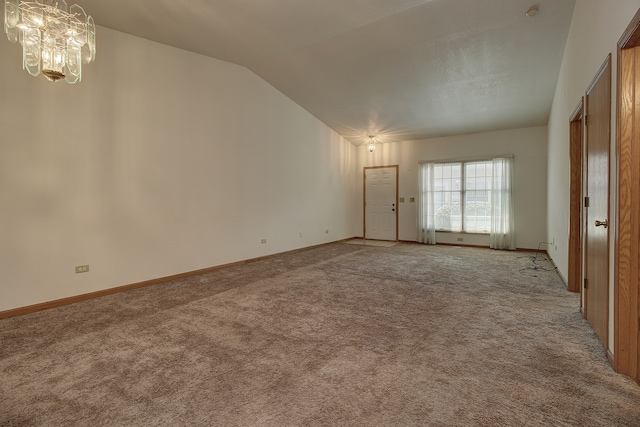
490, 156, 515, 250
418, 163, 437, 244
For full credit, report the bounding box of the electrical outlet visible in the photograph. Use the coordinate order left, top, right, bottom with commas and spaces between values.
409, 197, 415, 203
75, 265, 89, 274
261, 239, 267, 244
399, 197, 405, 203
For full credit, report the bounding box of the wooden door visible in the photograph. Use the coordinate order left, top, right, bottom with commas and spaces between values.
364, 166, 398, 241
584, 56, 611, 348
569, 100, 584, 294
616, 9, 640, 381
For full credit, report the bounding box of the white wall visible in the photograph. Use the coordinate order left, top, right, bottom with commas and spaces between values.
547, 0, 640, 351
355, 126, 548, 250
0, 27, 357, 312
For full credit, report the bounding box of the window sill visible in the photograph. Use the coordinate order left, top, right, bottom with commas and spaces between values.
435, 230, 490, 236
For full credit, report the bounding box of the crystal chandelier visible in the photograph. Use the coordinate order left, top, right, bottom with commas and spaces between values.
4, 0, 95, 83
367, 135, 376, 152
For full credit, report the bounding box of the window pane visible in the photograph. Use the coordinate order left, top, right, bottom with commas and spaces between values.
434, 163, 462, 231
464, 161, 492, 232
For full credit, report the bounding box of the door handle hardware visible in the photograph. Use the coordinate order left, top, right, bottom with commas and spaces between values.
595, 219, 608, 228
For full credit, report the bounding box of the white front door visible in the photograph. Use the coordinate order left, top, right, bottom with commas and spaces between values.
364, 167, 397, 241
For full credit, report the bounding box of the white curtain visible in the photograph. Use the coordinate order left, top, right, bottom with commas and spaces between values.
418, 163, 437, 245
490, 156, 515, 250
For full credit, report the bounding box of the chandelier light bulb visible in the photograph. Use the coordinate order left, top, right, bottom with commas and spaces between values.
4, 0, 96, 83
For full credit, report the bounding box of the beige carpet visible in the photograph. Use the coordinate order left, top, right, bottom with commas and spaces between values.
1, 243, 639, 426
342, 239, 398, 247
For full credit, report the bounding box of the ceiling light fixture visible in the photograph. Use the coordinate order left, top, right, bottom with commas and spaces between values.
367, 135, 376, 152
525, 6, 539, 17
4, 0, 96, 83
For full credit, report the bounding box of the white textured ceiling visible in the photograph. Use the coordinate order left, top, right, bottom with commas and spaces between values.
78, 0, 576, 145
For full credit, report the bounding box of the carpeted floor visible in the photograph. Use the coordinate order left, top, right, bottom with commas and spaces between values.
1, 243, 639, 426
342, 239, 398, 247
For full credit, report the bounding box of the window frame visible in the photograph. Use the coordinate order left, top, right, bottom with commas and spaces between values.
431, 159, 493, 234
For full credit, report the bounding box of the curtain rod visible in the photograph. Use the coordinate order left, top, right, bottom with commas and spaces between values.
418, 154, 514, 164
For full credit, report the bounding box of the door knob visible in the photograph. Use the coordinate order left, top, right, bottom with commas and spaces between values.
595, 219, 609, 228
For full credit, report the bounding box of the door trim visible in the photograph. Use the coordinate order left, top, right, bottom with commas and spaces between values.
615, 7, 640, 381
363, 165, 399, 241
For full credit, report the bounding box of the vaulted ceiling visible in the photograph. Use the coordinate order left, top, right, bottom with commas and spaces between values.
78, 0, 576, 145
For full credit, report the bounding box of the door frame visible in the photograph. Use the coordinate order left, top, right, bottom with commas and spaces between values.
569, 99, 584, 295
615, 8, 640, 382
363, 165, 399, 241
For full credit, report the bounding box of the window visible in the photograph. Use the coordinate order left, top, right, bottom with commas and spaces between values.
432, 160, 492, 233
418, 156, 514, 249
433, 163, 462, 231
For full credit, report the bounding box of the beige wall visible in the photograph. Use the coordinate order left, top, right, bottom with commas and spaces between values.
547, 0, 640, 352
355, 126, 548, 250
0, 27, 357, 312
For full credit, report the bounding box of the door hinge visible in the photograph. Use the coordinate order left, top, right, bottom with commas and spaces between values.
585, 115, 589, 126
584, 196, 590, 208
584, 278, 588, 289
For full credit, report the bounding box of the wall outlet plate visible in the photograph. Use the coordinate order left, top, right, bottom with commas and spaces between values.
75, 265, 89, 274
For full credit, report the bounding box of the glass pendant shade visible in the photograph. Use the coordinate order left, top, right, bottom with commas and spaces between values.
367, 136, 376, 152
4, 0, 95, 83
